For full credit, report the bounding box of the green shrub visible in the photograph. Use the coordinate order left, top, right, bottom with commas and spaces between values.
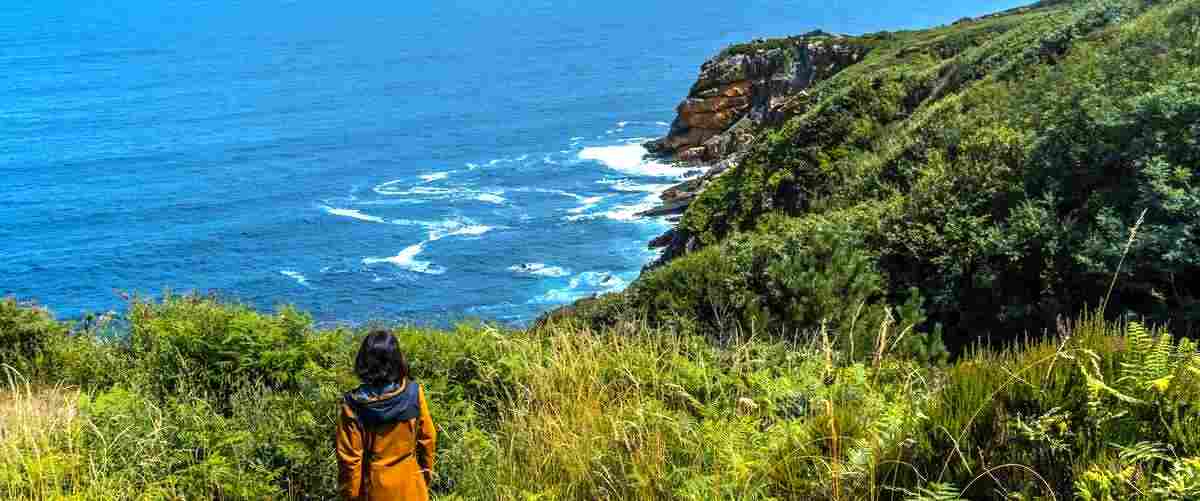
0, 298, 68, 376
127, 294, 344, 403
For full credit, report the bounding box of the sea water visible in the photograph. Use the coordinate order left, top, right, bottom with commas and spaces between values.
0, 0, 1029, 325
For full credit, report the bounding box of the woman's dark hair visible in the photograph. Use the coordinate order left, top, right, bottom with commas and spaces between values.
354, 329, 410, 386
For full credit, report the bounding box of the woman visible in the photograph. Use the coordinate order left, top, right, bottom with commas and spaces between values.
337, 330, 436, 501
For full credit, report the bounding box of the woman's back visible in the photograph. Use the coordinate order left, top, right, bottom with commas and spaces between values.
337, 331, 436, 501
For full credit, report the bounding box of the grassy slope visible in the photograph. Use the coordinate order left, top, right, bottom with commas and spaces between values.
1, 297, 1198, 500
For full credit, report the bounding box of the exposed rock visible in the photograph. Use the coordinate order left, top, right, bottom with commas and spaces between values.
681, 109, 744, 131
677, 147, 708, 163
650, 35, 869, 164
661, 127, 721, 151
689, 54, 774, 96
661, 178, 703, 201
677, 95, 750, 115
721, 81, 753, 97
635, 33, 871, 269
637, 197, 693, 218
648, 229, 676, 248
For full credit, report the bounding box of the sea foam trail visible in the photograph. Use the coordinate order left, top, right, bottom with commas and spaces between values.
578, 143, 692, 179
362, 221, 495, 274
600, 179, 674, 193
420, 172, 450, 183
373, 182, 456, 197
509, 263, 571, 278
280, 270, 312, 287
475, 193, 507, 204
567, 195, 605, 214
373, 180, 506, 205
322, 205, 388, 224
427, 221, 494, 241
362, 243, 445, 275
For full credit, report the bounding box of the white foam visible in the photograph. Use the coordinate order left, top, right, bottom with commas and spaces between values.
538, 188, 583, 200
578, 143, 691, 179
280, 270, 311, 287
655, 121, 670, 126
531, 271, 628, 303
574, 271, 628, 290
508, 263, 571, 278
567, 195, 605, 214
600, 178, 673, 193
426, 219, 496, 241
373, 180, 439, 197
322, 205, 388, 224
442, 224, 493, 238
420, 172, 450, 183
407, 186, 455, 196
362, 243, 445, 275
475, 193, 507, 204
605, 204, 647, 222
517, 187, 592, 201
374, 181, 505, 206
362, 219, 494, 274
617, 121, 630, 128
374, 181, 462, 198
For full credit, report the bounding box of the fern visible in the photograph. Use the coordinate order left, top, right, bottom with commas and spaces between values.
1118, 441, 1170, 464
1117, 321, 1194, 394
903, 482, 966, 501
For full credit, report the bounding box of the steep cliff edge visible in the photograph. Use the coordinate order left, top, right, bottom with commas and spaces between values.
646, 32, 869, 165
636, 33, 872, 249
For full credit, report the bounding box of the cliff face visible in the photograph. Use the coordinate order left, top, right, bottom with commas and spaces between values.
646, 35, 868, 165
638, 34, 870, 256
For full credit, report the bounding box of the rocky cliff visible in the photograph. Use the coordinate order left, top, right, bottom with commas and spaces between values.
646, 32, 868, 165
638, 32, 871, 254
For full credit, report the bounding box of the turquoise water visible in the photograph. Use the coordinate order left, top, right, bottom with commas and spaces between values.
0, 0, 1030, 324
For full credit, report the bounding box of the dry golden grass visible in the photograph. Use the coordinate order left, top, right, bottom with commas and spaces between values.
0, 367, 87, 500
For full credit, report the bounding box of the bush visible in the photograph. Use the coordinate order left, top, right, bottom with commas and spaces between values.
127, 294, 345, 404
0, 298, 68, 376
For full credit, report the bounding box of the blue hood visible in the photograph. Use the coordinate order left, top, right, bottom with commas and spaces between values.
345, 381, 421, 428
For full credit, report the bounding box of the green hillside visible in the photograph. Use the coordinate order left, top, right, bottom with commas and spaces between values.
575, 0, 1200, 351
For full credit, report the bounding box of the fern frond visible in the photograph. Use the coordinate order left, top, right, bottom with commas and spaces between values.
903, 482, 965, 501
1150, 331, 1173, 379
1118, 441, 1170, 464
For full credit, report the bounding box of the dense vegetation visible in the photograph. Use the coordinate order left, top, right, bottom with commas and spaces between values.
580, 0, 1200, 350
4, 0, 1199, 499
2, 296, 1199, 500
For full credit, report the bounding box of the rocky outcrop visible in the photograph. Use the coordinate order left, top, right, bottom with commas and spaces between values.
638, 34, 871, 267
645, 34, 869, 164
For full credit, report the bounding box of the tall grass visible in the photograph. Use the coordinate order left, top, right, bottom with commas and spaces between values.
0, 366, 85, 500
1, 295, 1197, 499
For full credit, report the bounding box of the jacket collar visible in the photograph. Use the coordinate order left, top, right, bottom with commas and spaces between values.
346, 379, 421, 428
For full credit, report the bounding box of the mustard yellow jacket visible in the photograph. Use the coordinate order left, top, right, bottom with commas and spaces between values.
337, 380, 436, 501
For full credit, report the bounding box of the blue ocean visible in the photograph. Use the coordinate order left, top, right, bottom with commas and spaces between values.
0, 0, 1028, 325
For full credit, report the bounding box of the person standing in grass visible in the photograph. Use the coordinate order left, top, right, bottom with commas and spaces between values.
337, 330, 437, 501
